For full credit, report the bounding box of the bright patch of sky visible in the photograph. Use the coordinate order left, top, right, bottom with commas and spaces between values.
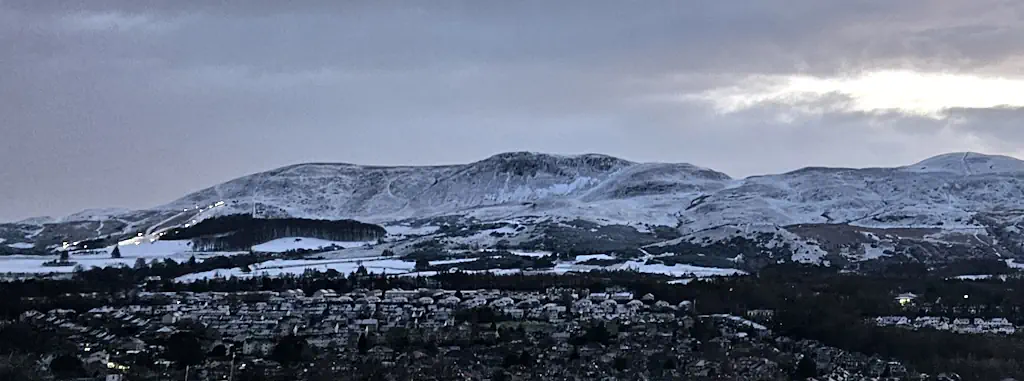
690, 70, 1024, 118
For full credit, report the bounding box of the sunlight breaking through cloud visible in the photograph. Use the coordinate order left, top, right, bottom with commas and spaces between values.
691, 70, 1024, 118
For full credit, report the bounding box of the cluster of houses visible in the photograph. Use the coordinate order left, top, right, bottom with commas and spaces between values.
873, 316, 1017, 335
20, 310, 138, 379
14, 285, 937, 380
21, 287, 696, 362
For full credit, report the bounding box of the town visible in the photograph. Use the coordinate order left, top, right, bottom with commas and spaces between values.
10, 283, 930, 381
3, 256, 1024, 380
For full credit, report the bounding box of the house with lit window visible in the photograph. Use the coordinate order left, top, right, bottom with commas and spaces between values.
894, 293, 918, 306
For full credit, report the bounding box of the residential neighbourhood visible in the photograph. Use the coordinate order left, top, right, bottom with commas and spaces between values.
874, 316, 1017, 335
11, 285, 935, 380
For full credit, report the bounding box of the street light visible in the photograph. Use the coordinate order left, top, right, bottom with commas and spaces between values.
228, 351, 236, 381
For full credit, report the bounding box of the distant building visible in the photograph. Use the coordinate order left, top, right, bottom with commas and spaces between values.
894, 293, 918, 306
746, 309, 775, 323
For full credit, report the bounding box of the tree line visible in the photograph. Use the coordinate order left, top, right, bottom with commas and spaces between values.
161, 215, 387, 251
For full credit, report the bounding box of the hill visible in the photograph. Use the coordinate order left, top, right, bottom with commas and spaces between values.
4, 152, 1024, 271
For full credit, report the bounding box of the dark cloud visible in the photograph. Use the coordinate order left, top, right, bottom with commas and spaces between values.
942, 107, 1024, 150
2, 1, 1023, 220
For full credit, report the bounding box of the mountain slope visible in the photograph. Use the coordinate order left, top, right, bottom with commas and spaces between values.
151, 152, 731, 225
4, 152, 1024, 269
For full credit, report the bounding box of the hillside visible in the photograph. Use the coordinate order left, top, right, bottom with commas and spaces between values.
3, 151, 1024, 271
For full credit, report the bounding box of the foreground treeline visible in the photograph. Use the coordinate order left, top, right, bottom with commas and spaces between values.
415, 267, 1024, 379
0, 252, 280, 319
161, 215, 387, 251
4, 260, 1024, 379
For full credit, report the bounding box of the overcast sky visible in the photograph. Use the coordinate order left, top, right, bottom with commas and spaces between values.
3, 0, 1024, 221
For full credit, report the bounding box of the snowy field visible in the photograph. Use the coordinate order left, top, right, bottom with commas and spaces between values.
0, 240, 245, 275
176, 256, 416, 282
383, 225, 440, 237
1, 235, 747, 281
175, 251, 747, 283
0, 236, 376, 275
251, 237, 374, 253
509, 250, 553, 258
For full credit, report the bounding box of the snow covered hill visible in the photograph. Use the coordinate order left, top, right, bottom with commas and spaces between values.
4, 151, 1024, 270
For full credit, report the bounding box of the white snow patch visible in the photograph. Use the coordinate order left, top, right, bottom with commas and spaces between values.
400, 268, 527, 277
176, 257, 417, 282
575, 254, 615, 261
859, 244, 892, 261
0, 249, 240, 275
708, 314, 768, 331
621, 261, 747, 277
1007, 259, 1024, 269
551, 263, 603, 274
252, 237, 372, 253
384, 225, 440, 236
508, 250, 552, 258
58, 207, 132, 222
6, 242, 33, 249
400, 271, 440, 277
429, 258, 479, 266
115, 240, 195, 258
951, 274, 993, 280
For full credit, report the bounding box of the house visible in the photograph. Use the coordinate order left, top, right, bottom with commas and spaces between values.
116, 338, 147, 353
242, 339, 275, 356
894, 293, 918, 306
312, 289, 337, 299
507, 308, 525, 320
383, 289, 419, 299
85, 350, 110, 368
354, 318, 379, 333
490, 297, 514, 309
368, 346, 396, 363
611, 292, 634, 301
746, 309, 775, 323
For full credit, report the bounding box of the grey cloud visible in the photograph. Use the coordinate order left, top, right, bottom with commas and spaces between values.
942, 107, 1024, 150
2, 1, 1024, 220
11, 0, 1017, 74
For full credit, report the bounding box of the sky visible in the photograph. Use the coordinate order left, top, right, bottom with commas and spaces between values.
3, 0, 1024, 221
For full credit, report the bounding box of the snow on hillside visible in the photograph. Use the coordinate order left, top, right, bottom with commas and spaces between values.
142, 152, 733, 225
0, 247, 243, 275
32, 151, 1024, 232
174, 251, 748, 283
176, 256, 415, 282
28, 153, 1019, 233
619, 260, 747, 277
384, 225, 441, 237
902, 152, 1024, 175
12, 151, 1024, 271
15, 216, 55, 225
575, 254, 615, 261
0, 256, 119, 274
252, 237, 374, 253
509, 250, 553, 258
549, 259, 745, 278
115, 240, 195, 257
649, 225, 829, 264
58, 208, 133, 223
